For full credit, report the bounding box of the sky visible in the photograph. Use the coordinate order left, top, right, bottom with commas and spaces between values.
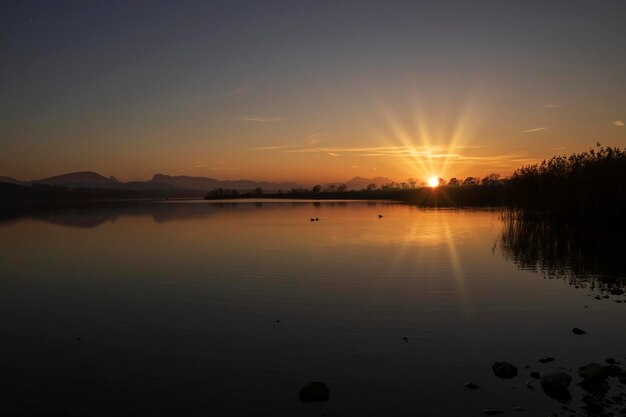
1, 0, 625, 184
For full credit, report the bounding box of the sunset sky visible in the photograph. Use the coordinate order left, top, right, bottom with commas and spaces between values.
2, 1, 625, 184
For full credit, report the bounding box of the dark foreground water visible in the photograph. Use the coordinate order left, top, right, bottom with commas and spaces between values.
0, 201, 625, 416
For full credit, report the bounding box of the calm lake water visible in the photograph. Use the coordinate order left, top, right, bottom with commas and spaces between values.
1, 201, 625, 416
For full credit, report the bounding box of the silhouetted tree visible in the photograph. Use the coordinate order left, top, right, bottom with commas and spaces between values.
481, 173, 501, 185
366, 183, 377, 191
336, 184, 347, 192
507, 145, 626, 220
463, 177, 479, 185
448, 177, 460, 186
311, 184, 321, 193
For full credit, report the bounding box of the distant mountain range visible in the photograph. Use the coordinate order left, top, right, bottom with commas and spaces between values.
0, 171, 395, 193
342, 176, 394, 190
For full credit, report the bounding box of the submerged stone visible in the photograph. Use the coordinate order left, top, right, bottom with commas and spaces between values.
540, 371, 573, 404
492, 361, 518, 379
578, 363, 610, 383
482, 409, 503, 415
541, 371, 572, 390
299, 381, 329, 402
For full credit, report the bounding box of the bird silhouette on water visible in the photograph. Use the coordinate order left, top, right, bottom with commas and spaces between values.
378, 214, 383, 218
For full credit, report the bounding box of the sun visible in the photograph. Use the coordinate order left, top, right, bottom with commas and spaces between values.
428, 177, 439, 187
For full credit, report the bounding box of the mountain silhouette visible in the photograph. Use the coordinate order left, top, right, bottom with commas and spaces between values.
1, 171, 309, 193
322, 176, 394, 190
0, 176, 24, 185
344, 176, 394, 190
151, 174, 305, 192
32, 171, 119, 187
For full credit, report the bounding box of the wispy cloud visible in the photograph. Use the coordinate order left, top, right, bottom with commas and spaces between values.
306, 132, 331, 145
248, 144, 297, 151
272, 144, 534, 167
218, 86, 248, 98
544, 104, 561, 108
613, 120, 624, 127
234, 115, 287, 123
523, 127, 549, 133
180, 163, 240, 173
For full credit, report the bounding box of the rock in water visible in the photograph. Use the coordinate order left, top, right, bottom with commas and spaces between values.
482, 409, 504, 415
299, 381, 329, 402
540, 371, 573, 404
572, 328, 587, 335
582, 395, 605, 415
465, 382, 480, 390
492, 361, 518, 379
530, 371, 541, 379
539, 357, 555, 363
578, 363, 610, 383
541, 371, 572, 390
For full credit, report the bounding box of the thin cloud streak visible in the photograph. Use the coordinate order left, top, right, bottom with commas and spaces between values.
217, 86, 249, 98
234, 116, 287, 122
278, 143, 535, 167
522, 127, 549, 133
248, 144, 297, 151
613, 120, 624, 127
306, 132, 331, 145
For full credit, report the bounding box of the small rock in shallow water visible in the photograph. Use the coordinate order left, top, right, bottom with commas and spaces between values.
539, 357, 555, 364
541, 371, 572, 390
582, 394, 605, 414
482, 409, 503, 415
610, 288, 625, 295
299, 381, 329, 402
578, 363, 610, 383
530, 371, 541, 379
540, 371, 573, 404
514, 406, 525, 411
465, 382, 480, 390
492, 361, 518, 379
572, 328, 586, 335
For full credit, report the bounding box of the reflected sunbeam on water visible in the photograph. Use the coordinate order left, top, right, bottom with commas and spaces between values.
0, 201, 625, 417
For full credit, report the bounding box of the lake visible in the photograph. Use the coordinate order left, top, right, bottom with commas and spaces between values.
1, 201, 624, 416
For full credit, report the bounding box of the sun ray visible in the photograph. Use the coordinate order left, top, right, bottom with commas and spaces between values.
372, 90, 481, 184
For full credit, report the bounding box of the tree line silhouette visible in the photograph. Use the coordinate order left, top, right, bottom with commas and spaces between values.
204, 145, 625, 221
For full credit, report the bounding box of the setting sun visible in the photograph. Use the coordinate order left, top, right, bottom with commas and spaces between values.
428, 177, 439, 187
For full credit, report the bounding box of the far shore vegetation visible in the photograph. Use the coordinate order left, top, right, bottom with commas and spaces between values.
2, 146, 624, 221
205, 146, 626, 221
